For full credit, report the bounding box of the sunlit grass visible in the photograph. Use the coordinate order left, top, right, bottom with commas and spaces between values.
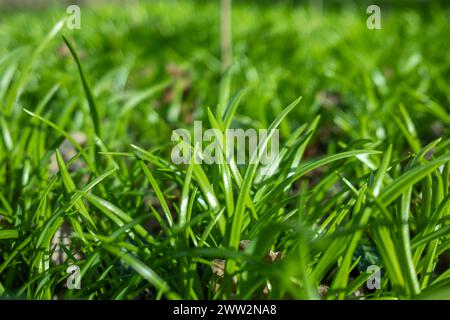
0, 1, 449, 300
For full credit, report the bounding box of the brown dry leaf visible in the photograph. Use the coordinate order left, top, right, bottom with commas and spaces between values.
50, 220, 83, 265
211, 259, 225, 277
318, 285, 329, 298
210, 240, 283, 296
266, 250, 283, 263
315, 90, 342, 108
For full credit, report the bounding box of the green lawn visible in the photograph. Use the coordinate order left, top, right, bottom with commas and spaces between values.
0, 0, 449, 299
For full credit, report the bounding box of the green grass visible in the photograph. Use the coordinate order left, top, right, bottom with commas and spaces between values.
0, 0, 450, 300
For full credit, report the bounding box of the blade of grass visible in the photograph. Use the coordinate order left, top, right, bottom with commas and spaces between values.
62, 36, 102, 138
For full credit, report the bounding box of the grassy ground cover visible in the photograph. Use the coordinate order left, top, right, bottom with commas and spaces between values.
0, 0, 449, 299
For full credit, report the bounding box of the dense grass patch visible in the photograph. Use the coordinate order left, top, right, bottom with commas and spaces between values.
0, 1, 449, 299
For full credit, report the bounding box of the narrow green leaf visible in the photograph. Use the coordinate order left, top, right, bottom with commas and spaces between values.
55, 149, 96, 229
0, 229, 18, 240
62, 35, 102, 138
138, 160, 174, 228
103, 244, 180, 299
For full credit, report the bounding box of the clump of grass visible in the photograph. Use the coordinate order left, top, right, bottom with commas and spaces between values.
0, 1, 449, 300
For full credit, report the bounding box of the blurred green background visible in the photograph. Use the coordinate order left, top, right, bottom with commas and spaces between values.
0, 0, 448, 156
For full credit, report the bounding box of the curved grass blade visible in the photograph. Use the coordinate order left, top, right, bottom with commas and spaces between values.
228, 97, 301, 251
55, 149, 96, 230
138, 160, 174, 228
4, 19, 65, 115
62, 35, 102, 138
379, 152, 450, 206
103, 244, 180, 300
